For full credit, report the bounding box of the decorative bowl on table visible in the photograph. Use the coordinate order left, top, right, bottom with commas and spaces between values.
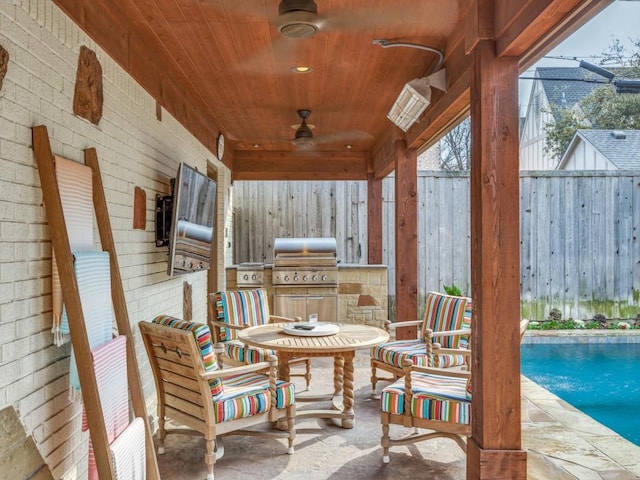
282, 322, 340, 337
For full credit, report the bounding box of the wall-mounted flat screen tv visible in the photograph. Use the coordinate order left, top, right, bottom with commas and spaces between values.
167, 162, 217, 276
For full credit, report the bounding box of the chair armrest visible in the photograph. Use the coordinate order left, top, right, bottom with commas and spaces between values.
424, 328, 471, 345
269, 315, 296, 323
402, 360, 471, 379
429, 328, 471, 339
385, 320, 422, 338
387, 320, 423, 330
201, 356, 277, 379
210, 318, 249, 331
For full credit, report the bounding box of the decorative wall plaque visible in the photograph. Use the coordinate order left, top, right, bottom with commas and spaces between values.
0, 45, 9, 93
73, 46, 103, 125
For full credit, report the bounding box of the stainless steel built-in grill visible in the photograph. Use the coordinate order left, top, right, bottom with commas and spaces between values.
236, 262, 265, 288
272, 237, 338, 322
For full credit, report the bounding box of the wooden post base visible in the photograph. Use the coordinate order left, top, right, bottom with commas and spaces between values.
466, 438, 527, 480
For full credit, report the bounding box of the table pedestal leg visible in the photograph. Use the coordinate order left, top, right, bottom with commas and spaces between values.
341, 351, 355, 428
333, 355, 344, 397
278, 352, 291, 382
277, 352, 292, 430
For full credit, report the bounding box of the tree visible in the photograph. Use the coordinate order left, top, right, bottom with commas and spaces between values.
543, 106, 590, 161
543, 37, 640, 162
440, 117, 470, 171
582, 85, 640, 129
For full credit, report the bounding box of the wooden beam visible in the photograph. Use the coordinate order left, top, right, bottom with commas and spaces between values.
406, 71, 471, 151
232, 150, 370, 181
367, 173, 383, 265
464, 0, 495, 54
495, 0, 613, 65
393, 141, 418, 340
84, 148, 161, 480
467, 41, 525, 479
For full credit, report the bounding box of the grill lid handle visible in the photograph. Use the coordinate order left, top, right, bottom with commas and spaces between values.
274, 237, 337, 255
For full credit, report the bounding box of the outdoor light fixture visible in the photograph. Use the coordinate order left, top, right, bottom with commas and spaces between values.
373, 39, 447, 132
386, 68, 447, 132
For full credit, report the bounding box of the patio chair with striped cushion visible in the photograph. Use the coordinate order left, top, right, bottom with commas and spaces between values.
380, 350, 472, 463
139, 315, 296, 480
379, 318, 529, 463
370, 291, 471, 394
210, 288, 311, 388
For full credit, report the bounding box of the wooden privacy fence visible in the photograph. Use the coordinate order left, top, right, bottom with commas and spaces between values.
232, 170, 640, 321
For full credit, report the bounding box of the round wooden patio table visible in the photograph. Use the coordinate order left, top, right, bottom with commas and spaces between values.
238, 323, 389, 428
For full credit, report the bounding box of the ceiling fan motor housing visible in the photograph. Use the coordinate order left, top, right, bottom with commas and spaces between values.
294, 109, 314, 145
277, 0, 321, 38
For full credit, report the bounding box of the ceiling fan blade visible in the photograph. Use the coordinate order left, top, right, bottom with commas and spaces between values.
312, 130, 374, 145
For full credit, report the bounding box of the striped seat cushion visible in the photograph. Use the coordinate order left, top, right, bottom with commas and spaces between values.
152, 315, 224, 401
214, 372, 295, 423
371, 340, 429, 368
380, 372, 471, 424
225, 340, 275, 364
214, 289, 270, 341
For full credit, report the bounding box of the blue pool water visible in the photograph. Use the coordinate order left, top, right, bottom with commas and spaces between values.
521, 342, 640, 446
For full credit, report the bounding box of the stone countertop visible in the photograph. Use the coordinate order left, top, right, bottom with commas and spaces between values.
226, 263, 387, 270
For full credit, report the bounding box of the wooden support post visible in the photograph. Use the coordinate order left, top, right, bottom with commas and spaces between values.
367, 173, 383, 265
84, 148, 161, 480
467, 41, 526, 479
394, 140, 418, 339
32, 126, 116, 479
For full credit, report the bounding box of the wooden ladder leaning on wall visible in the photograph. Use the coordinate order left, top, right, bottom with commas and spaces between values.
32, 125, 160, 479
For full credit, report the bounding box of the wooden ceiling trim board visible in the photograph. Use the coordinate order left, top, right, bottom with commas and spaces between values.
371, 127, 406, 181
232, 152, 370, 181
496, 0, 613, 60
407, 70, 472, 148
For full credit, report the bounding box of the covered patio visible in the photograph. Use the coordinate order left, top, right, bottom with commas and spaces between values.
0, 0, 629, 479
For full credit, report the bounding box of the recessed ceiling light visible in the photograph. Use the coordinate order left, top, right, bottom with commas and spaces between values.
252, 143, 261, 148
291, 66, 313, 74
345, 144, 353, 149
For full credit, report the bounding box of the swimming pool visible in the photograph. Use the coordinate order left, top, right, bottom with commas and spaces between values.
521, 342, 640, 446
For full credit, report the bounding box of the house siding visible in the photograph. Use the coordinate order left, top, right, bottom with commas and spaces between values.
560, 140, 617, 170
0, 1, 230, 478
520, 81, 557, 170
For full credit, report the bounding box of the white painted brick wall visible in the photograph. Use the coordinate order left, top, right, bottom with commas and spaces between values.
0, 0, 231, 478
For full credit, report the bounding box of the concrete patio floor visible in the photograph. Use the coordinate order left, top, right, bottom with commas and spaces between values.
156, 351, 640, 480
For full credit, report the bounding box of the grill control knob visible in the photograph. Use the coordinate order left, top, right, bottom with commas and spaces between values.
284, 275, 290, 282
302, 275, 308, 281
312, 275, 318, 281
243, 274, 249, 281
293, 275, 299, 282
251, 274, 257, 280
321, 274, 328, 281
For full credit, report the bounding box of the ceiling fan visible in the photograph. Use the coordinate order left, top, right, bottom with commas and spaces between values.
277, 0, 324, 39
292, 109, 314, 146
290, 109, 373, 149
275, 0, 457, 39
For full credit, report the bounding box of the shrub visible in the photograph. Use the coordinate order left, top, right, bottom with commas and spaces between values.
443, 284, 462, 296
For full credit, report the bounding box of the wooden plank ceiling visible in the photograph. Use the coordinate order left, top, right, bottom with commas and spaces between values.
52, 0, 610, 180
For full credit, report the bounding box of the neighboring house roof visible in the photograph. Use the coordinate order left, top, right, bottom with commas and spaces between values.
535, 67, 604, 121
558, 129, 640, 169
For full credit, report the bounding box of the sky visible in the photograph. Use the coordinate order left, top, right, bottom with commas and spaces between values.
518, 0, 640, 113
